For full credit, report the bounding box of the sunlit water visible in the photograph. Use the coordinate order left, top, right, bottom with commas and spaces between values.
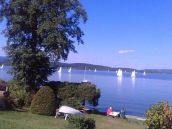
1, 66, 172, 117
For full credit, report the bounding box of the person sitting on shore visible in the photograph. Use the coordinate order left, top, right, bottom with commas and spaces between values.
107, 106, 113, 116
120, 108, 126, 119
107, 106, 120, 117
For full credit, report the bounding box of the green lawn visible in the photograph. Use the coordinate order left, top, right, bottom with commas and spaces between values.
0, 111, 146, 129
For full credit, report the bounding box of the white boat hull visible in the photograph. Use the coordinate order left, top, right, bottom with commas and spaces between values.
58, 106, 83, 115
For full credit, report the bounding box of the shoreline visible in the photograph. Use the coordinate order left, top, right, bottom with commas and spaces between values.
91, 110, 146, 121
126, 115, 146, 121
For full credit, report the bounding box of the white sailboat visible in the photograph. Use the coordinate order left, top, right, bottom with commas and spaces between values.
68, 67, 71, 73
94, 69, 97, 72
117, 69, 123, 77
58, 67, 62, 73
143, 71, 146, 76
0, 64, 4, 69
131, 70, 136, 78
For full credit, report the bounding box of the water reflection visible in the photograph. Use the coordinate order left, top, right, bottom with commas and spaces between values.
131, 77, 136, 86
68, 73, 71, 82
2, 67, 172, 117
117, 77, 122, 86
58, 72, 62, 81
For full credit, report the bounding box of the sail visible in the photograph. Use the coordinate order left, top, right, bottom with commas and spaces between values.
0, 64, 4, 69
117, 69, 123, 77
143, 71, 146, 76
94, 69, 96, 72
58, 67, 62, 73
68, 67, 71, 73
131, 70, 136, 78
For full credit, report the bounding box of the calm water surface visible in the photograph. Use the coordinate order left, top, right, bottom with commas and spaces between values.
1, 66, 172, 117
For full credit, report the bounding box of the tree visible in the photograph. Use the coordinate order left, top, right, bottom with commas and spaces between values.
77, 83, 100, 106
0, 0, 87, 92
47, 81, 100, 108
146, 101, 172, 129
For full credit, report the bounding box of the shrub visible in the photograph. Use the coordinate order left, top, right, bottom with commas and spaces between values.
48, 81, 101, 109
30, 86, 56, 116
163, 103, 172, 129
25, 92, 35, 107
8, 80, 27, 107
146, 101, 172, 129
4, 95, 16, 110
65, 116, 95, 129
61, 98, 81, 109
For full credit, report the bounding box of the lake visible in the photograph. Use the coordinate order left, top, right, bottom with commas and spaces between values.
1, 66, 172, 117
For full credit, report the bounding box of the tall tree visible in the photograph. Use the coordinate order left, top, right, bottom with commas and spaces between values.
0, 0, 87, 92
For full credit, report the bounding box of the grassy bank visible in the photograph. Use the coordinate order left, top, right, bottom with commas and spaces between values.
0, 111, 145, 129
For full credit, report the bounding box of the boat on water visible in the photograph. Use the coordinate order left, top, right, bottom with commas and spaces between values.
58, 67, 62, 73
131, 70, 136, 78
94, 69, 97, 72
0, 64, 4, 69
68, 67, 71, 73
82, 79, 89, 83
143, 71, 146, 76
117, 69, 123, 77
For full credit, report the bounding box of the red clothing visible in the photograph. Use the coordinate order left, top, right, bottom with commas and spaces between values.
107, 107, 113, 115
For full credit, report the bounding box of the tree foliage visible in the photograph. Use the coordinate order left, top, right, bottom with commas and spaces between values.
146, 101, 172, 129
8, 80, 27, 107
47, 81, 100, 108
0, 0, 87, 91
30, 86, 56, 115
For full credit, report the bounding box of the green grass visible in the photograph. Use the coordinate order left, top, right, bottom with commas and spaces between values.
0, 111, 146, 129
0, 111, 66, 129
87, 114, 145, 129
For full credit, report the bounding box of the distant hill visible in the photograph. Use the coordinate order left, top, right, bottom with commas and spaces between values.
144, 69, 172, 74
54, 62, 172, 74
54, 62, 137, 72
1, 56, 172, 74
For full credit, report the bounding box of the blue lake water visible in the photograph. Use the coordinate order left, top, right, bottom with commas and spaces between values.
1, 66, 172, 117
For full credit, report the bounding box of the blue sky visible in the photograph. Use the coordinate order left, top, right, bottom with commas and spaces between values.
1, 0, 172, 69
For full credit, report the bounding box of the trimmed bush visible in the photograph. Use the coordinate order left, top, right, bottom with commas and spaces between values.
30, 86, 56, 115
65, 116, 95, 129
